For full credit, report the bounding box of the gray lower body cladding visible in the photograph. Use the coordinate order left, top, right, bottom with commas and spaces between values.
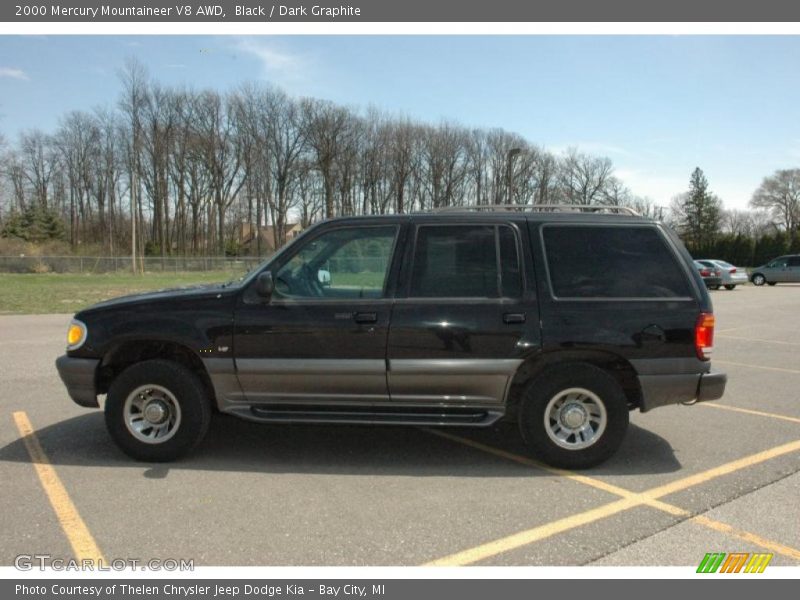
632, 358, 727, 412
208, 356, 726, 421
207, 358, 522, 424
58, 354, 726, 421
56, 355, 100, 408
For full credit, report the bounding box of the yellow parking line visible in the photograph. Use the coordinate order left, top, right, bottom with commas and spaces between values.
700, 402, 800, 425
425, 496, 639, 566
425, 429, 638, 498
691, 515, 800, 561
424, 428, 687, 516
714, 360, 800, 375
641, 438, 800, 499
717, 334, 800, 347
12, 411, 104, 562
424, 430, 800, 565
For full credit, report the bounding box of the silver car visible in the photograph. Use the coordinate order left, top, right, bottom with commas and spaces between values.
751, 255, 800, 286
696, 259, 749, 290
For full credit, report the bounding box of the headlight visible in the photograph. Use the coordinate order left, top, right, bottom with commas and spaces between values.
66, 319, 88, 351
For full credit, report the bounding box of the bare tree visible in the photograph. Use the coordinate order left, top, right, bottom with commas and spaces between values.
118, 57, 148, 272
55, 112, 100, 246
19, 130, 58, 209
556, 148, 614, 205
302, 99, 352, 219
194, 90, 247, 254
750, 169, 800, 243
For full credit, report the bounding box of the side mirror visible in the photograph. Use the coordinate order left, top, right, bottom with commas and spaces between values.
255, 271, 274, 300
318, 268, 331, 287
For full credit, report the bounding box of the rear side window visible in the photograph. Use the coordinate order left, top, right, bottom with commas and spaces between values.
409, 224, 522, 298
788, 257, 800, 267
543, 225, 691, 299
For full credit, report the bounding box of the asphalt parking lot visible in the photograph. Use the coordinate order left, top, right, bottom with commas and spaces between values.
1, 285, 799, 567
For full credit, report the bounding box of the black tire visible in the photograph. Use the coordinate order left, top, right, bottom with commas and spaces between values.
724, 284, 736, 290
518, 363, 629, 469
709, 284, 721, 290
105, 359, 212, 462
752, 273, 766, 286
768, 282, 777, 286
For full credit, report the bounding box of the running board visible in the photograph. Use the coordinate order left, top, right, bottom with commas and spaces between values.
235, 405, 504, 427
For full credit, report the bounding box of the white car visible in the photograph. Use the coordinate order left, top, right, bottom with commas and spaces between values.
696, 259, 748, 290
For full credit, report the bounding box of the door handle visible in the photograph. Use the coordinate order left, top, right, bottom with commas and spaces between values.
353, 312, 378, 324
503, 313, 526, 324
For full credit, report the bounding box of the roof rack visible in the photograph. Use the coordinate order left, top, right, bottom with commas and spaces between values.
432, 204, 641, 217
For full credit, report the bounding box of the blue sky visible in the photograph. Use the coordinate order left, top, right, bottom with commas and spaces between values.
1, 35, 799, 210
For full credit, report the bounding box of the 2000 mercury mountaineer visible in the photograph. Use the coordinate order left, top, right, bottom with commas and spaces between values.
56, 205, 726, 468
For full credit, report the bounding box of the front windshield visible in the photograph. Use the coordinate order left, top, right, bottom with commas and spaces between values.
222, 227, 314, 288
224, 259, 270, 287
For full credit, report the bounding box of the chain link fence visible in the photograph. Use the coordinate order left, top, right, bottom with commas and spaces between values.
0, 255, 267, 274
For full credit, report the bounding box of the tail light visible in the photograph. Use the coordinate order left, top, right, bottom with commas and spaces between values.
730, 268, 737, 274
695, 313, 715, 360
699, 268, 710, 277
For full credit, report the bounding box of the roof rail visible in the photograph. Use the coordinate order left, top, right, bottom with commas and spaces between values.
432, 204, 641, 217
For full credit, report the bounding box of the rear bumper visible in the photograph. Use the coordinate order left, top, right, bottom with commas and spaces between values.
55, 355, 100, 408
696, 370, 727, 402
725, 274, 748, 285
638, 368, 727, 412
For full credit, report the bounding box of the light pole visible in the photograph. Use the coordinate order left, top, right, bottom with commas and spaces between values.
506, 147, 522, 204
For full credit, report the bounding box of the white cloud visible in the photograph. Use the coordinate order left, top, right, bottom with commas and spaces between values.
0, 67, 29, 81
614, 167, 687, 205
550, 141, 633, 158
614, 167, 753, 211
788, 140, 800, 161
232, 38, 309, 89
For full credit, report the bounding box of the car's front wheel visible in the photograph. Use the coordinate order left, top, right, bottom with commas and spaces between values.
518, 363, 629, 469
105, 359, 211, 462
752, 273, 766, 286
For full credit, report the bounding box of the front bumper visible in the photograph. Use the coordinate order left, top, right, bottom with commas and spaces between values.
55, 355, 100, 408
638, 369, 727, 412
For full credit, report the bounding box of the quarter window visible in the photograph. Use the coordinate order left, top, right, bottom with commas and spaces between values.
543, 226, 691, 299
409, 225, 522, 298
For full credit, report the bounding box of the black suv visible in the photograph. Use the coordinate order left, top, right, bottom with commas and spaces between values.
56, 206, 726, 468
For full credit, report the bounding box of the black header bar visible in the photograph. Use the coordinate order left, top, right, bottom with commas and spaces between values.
4, 0, 800, 22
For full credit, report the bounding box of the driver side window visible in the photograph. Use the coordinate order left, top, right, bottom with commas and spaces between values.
274, 226, 398, 300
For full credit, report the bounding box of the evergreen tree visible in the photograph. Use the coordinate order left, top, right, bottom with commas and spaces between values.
0, 205, 65, 242
675, 168, 722, 253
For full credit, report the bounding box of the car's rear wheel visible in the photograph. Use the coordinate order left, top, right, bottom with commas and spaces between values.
105, 359, 211, 462
752, 273, 766, 286
768, 282, 777, 286
518, 363, 629, 469
724, 284, 736, 290
709, 284, 721, 290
